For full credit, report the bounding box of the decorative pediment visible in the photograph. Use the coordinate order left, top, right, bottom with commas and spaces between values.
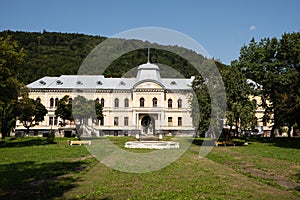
135, 81, 163, 89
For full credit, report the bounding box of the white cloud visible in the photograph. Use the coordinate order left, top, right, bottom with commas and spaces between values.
249, 25, 256, 30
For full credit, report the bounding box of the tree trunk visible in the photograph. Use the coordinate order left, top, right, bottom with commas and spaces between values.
1, 120, 7, 141
270, 123, 276, 142
270, 112, 278, 140
26, 127, 30, 136
229, 125, 233, 136
235, 119, 239, 137
287, 125, 292, 138
1, 127, 6, 141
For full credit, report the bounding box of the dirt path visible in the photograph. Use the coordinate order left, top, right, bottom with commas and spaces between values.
63, 146, 300, 199
217, 147, 300, 193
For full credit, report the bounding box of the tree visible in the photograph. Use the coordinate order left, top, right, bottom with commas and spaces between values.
70, 95, 103, 136
223, 63, 257, 137
17, 98, 48, 136
190, 60, 226, 138
55, 95, 73, 126
191, 75, 211, 137
276, 32, 300, 137
237, 31, 300, 138
0, 36, 26, 140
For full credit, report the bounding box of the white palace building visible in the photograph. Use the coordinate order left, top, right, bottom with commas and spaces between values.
16, 62, 195, 137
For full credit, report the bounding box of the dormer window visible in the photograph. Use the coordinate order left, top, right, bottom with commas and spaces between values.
56, 80, 63, 85
120, 81, 126, 86
77, 81, 82, 85
97, 81, 103, 85
39, 80, 46, 85
170, 81, 177, 85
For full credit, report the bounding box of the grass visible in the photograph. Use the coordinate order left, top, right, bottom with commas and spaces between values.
0, 137, 97, 199
0, 136, 299, 199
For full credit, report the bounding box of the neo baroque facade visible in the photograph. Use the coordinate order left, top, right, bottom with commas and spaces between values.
16, 62, 195, 136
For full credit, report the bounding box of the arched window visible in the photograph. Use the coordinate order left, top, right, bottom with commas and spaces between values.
114, 98, 119, 108
95, 98, 99, 103
55, 98, 59, 107
36, 97, 41, 103
100, 98, 104, 107
140, 97, 145, 107
124, 98, 129, 108
177, 99, 182, 108
68, 98, 72, 104
168, 99, 172, 108
152, 97, 157, 107
50, 98, 54, 107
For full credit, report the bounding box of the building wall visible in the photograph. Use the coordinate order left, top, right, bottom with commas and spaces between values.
16, 86, 194, 136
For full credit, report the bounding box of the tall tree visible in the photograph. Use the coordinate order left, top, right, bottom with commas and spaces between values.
191, 75, 211, 137
276, 32, 300, 137
0, 36, 26, 140
16, 98, 48, 136
223, 63, 257, 136
237, 31, 300, 138
190, 60, 226, 138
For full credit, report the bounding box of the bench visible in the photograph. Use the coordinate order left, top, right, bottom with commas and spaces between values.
68, 140, 92, 145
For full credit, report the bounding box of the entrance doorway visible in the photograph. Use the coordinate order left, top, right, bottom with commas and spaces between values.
141, 115, 155, 135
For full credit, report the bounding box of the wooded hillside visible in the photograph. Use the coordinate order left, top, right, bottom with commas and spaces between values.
0, 30, 205, 84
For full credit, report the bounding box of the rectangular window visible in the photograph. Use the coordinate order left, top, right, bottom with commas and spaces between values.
168, 117, 172, 126
49, 117, 53, 126
178, 117, 182, 126
114, 117, 119, 126
54, 116, 58, 125
124, 117, 129, 126
168, 99, 172, 108
100, 118, 104, 126
124, 99, 129, 108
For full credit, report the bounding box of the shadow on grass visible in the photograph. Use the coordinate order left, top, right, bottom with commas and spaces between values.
247, 137, 300, 150
191, 138, 246, 146
0, 137, 55, 148
0, 160, 90, 200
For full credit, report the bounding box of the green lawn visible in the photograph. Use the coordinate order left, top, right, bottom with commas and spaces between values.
0, 136, 299, 199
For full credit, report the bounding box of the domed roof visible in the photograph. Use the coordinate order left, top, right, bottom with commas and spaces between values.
137, 62, 159, 70
136, 62, 161, 82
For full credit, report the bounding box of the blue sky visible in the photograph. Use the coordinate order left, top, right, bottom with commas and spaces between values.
1, 0, 299, 64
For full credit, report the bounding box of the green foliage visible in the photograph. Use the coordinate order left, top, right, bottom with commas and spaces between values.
237, 31, 300, 137
71, 95, 103, 136
191, 75, 211, 136
55, 95, 73, 126
0, 31, 204, 85
16, 97, 48, 135
72, 95, 103, 121
222, 62, 257, 135
191, 60, 254, 137
0, 31, 106, 84
0, 36, 26, 139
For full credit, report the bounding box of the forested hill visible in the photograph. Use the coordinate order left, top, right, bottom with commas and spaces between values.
0, 30, 105, 84
0, 30, 206, 84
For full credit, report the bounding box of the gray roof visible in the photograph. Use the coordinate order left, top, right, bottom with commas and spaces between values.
28, 63, 193, 90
